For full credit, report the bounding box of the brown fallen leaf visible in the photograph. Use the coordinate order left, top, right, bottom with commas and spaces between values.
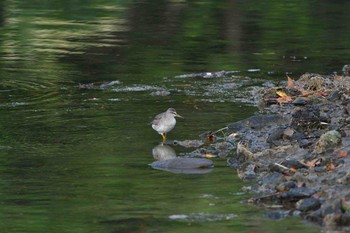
300, 89, 314, 97
318, 91, 328, 97
302, 158, 319, 168
337, 151, 349, 157
276, 95, 293, 103
288, 167, 297, 173
287, 76, 295, 88
334, 75, 343, 80
326, 163, 337, 171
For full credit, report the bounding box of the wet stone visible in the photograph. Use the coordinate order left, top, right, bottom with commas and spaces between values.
149, 158, 213, 169
281, 187, 316, 199
281, 159, 307, 169
327, 91, 342, 102
237, 162, 257, 181
174, 70, 237, 79
296, 198, 321, 212
149, 158, 213, 174
292, 97, 307, 106
314, 166, 327, 173
276, 181, 297, 192
291, 105, 323, 131
261, 172, 286, 189
265, 210, 290, 220
266, 128, 285, 145
298, 138, 313, 148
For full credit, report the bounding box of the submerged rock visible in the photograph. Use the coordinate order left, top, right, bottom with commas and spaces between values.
174, 70, 237, 79
149, 158, 213, 174
100, 80, 121, 89
173, 140, 205, 148
265, 210, 291, 220
150, 90, 171, 96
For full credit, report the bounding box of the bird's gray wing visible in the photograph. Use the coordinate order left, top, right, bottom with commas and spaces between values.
151, 113, 163, 125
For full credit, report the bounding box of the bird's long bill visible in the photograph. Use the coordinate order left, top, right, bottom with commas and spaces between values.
175, 113, 184, 119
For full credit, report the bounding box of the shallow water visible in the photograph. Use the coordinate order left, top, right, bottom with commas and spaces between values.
2, 0, 350, 232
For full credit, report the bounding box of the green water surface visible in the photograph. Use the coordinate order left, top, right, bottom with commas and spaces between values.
2, 0, 350, 232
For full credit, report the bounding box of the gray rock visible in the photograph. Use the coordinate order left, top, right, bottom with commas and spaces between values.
296, 198, 321, 212
149, 158, 213, 174
281, 187, 316, 199
261, 172, 286, 189
228, 114, 290, 132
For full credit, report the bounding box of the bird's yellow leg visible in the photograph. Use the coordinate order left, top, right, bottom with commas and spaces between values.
161, 133, 167, 142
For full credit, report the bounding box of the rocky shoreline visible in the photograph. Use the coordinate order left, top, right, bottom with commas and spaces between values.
216, 71, 350, 230
151, 69, 350, 230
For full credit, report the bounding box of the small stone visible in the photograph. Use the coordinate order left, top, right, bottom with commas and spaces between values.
283, 127, 295, 138
281, 187, 316, 199
237, 162, 257, 181
292, 97, 307, 106
276, 181, 297, 192
265, 210, 290, 220
314, 166, 327, 173
296, 198, 321, 212
261, 172, 286, 189
327, 91, 342, 101
281, 159, 306, 169
298, 139, 312, 148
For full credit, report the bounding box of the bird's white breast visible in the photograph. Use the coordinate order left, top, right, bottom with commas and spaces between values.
152, 116, 176, 134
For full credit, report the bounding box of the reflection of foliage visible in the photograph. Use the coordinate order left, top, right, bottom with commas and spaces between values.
0, 0, 128, 82
1, 0, 350, 83
239, 1, 350, 73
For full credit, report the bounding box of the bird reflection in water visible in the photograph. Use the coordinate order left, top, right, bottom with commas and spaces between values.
152, 143, 176, 160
